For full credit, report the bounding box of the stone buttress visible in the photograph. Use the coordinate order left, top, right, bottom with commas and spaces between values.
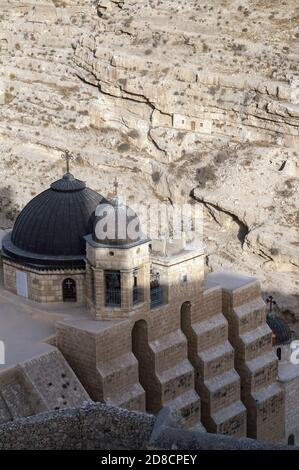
208, 272, 285, 443
181, 279, 246, 437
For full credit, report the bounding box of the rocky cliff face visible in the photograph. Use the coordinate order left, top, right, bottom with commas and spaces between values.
0, 1, 298, 321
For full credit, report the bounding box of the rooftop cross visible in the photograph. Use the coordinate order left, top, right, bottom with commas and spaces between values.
113, 177, 119, 197
62, 150, 75, 174
266, 295, 277, 314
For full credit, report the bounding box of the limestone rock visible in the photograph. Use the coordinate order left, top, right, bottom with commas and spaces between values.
0, 0, 298, 319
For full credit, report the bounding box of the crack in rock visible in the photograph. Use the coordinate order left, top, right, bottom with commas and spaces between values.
190, 188, 250, 247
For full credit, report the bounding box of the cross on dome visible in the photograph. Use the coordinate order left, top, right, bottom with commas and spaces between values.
62, 150, 76, 174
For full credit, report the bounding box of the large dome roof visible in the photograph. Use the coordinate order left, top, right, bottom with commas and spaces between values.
2, 173, 106, 268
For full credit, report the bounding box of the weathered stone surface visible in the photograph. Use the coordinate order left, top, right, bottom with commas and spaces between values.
0, 402, 156, 450
0, 403, 292, 450
0, 349, 91, 425
0, 0, 298, 322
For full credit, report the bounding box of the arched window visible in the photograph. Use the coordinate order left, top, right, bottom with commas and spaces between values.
288, 434, 295, 446
133, 269, 140, 305
105, 271, 121, 306
277, 347, 282, 361
150, 266, 163, 308
62, 278, 77, 302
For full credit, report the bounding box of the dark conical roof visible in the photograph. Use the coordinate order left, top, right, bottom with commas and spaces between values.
2, 173, 107, 268
50, 172, 86, 192
266, 315, 292, 345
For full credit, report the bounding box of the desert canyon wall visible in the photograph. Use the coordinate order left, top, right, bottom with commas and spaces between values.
0, 0, 298, 321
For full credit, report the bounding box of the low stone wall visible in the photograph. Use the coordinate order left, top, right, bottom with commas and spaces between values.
0, 402, 155, 450
0, 403, 294, 450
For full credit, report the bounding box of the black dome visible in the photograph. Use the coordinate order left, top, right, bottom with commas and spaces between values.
2, 173, 106, 268
266, 315, 292, 345
92, 197, 146, 247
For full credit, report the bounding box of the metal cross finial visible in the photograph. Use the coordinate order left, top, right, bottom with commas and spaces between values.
113, 177, 119, 197
266, 295, 277, 314
62, 150, 75, 174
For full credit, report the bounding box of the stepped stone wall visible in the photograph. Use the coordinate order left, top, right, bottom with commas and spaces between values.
0, 0, 298, 322
56, 267, 286, 441
181, 285, 246, 436
209, 272, 285, 443
281, 377, 299, 444
0, 260, 289, 444
57, 304, 204, 429
57, 243, 207, 429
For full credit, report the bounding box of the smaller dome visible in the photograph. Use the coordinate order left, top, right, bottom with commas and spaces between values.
93, 197, 145, 247
266, 315, 292, 345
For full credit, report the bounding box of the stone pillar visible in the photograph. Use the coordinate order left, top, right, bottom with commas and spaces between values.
93, 268, 105, 318
121, 270, 133, 312
3, 261, 17, 294
85, 262, 93, 306
139, 261, 151, 304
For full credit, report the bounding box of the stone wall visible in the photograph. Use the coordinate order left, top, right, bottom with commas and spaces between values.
279, 374, 299, 445
57, 262, 288, 441
209, 272, 285, 443
3, 259, 86, 303
181, 283, 246, 436
57, 245, 210, 429
0, 403, 292, 450
85, 240, 151, 320
0, 349, 90, 425
0, 402, 155, 450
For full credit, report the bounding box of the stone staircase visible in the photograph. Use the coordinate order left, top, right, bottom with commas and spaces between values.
209, 272, 285, 443
97, 352, 145, 411
181, 286, 247, 437
145, 329, 203, 428
91, 323, 203, 428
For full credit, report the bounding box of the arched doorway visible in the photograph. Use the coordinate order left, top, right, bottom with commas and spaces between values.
181, 301, 192, 335
277, 347, 282, 361
62, 278, 77, 302
132, 320, 159, 413
288, 434, 295, 446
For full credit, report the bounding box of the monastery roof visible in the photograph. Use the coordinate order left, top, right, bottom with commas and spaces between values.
206, 271, 258, 291
2, 172, 107, 268
266, 315, 292, 345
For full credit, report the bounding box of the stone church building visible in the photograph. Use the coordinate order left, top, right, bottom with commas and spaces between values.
0, 168, 295, 444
